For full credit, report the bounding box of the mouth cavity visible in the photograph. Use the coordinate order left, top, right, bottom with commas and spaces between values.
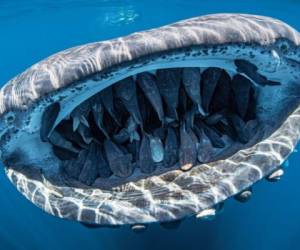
41, 65, 275, 189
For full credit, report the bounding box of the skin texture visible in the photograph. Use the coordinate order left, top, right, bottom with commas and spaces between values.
1, 13, 300, 226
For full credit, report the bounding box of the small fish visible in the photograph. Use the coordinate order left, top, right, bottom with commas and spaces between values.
214, 117, 236, 139
187, 127, 199, 146
70, 99, 91, 131
126, 116, 140, 142
126, 140, 140, 163
231, 74, 253, 119
40, 102, 60, 142
61, 149, 88, 179
210, 70, 231, 113
52, 146, 77, 161
136, 87, 152, 127
113, 128, 129, 144
95, 144, 112, 178
228, 114, 249, 143
78, 143, 99, 185
235, 59, 280, 86
163, 127, 178, 168
182, 68, 205, 115
201, 122, 226, 148
149, 135, 164, 163
114, 98, 130, 125
138, 134, 156, 174
184, 107, 197, 129
114, 77, 143, 126
136, 72, 164, 123
177, 86, 189, 117
179, 124, 197, 171
193, 125, 218, 163
244, 119, 259, 140
48, 131, 79, 153
201, 67, 222, 113
99, 87, 122, 126
78, 160, 95, 186
204, 110, 227, 126
156, 68, 182, 120
92, 102, 110, 138
104, 139, 133, 178
55, 119, 87, 149
113, 116, 140, 143
77, 123, 93, 144
153, 127, 166, 141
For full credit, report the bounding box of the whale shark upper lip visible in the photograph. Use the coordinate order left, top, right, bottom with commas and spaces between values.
0, 13, 300, 117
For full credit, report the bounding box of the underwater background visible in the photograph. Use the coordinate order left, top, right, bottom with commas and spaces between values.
0, 0, 300, 249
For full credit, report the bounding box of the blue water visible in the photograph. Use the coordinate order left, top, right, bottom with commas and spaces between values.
1, 1, 300, 249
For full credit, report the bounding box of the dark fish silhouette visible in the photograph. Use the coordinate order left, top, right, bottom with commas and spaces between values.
156, 68, 182, 120
115, 77, 143, 126
137, 72, 164, 123
104, 139, 133, 178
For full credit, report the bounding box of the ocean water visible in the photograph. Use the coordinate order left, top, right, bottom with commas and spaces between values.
0, 1, 300, 250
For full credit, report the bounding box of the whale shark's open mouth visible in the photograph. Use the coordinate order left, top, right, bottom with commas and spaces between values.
1, 13, 300, 228
48, 65, 264, 189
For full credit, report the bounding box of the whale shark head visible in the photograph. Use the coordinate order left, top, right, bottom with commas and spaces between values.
1, 13, 300, 227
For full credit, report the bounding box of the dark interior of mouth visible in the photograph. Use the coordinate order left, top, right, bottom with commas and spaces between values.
46, 67, 263, 189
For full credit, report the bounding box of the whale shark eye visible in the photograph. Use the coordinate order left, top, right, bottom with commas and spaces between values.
1, 13, 300, 229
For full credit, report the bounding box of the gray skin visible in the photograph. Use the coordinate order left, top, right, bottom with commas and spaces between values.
1, 14, 300, 226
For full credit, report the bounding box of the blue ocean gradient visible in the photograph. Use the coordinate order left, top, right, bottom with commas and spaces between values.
0, 1, 299, 249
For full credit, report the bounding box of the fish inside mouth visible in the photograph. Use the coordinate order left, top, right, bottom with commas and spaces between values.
42, 66, 272, 189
